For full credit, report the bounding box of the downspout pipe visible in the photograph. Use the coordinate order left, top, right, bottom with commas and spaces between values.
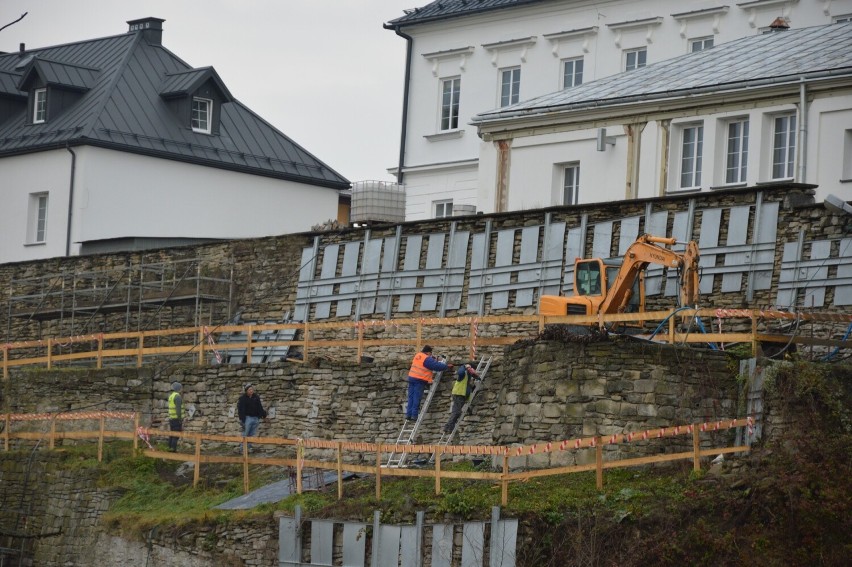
797, 77, 808, 183
386, 24, 413, 185
65, 144, 76, 257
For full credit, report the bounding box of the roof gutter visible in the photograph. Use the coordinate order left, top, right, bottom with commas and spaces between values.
65, 143, 76, 257
473, 68, 852, 127
385, 23, 413, 185
798, 77, 808, 183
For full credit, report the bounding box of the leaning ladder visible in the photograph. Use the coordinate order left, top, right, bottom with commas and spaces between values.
386, 362, 449, 468
429, 355, 493, 463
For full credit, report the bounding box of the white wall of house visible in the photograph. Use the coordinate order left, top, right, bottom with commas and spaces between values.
0, 150, 73, 263
0, 146, 340, 263
475, 87, 852, 208
397, 0, 852, 218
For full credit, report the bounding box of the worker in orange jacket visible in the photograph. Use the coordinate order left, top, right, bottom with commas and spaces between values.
405, 345, 453, 421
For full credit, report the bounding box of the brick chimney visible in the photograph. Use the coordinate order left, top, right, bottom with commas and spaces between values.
127, 17, 165, 45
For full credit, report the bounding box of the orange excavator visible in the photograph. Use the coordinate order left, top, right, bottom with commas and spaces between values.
539, 234, 700, 316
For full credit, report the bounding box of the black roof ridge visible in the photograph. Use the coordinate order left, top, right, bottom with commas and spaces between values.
164, 66, 214, 76
29, 56, 101, 72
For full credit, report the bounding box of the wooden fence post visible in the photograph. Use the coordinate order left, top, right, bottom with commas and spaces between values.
49, 418, 56, 450
98, 416, 105, 462
137, 333, 144, 368
133, 413, 139, 451
243, 442, 250, 495
435, 447, 442, 495
692, 427, 701, 472
46, 337, 53, 369
197, 328, 205, 365
2, 345, 8, 380
595, 437, 603, 490
296, 439, 304, 495
336, 441, 344, 500
303, 322, 310, 363
4, 413, 10, 451
245, 324, 254, 364
193, 433, 201, 487
501, 454, 509, 506
668, 314, 675, 346
375, 446, 382, 500
97, 334, 103, 369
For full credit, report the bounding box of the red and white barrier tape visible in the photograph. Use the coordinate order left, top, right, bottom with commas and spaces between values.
203, 326, 222, 364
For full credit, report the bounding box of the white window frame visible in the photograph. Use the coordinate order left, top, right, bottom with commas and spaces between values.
834, 14, 852, 23
679, 123, 704, 189
433, 200, 453, 218
562, 57, 584, 89
440, 77, 461, 131
499, 67, 521, 107
33, 88, 46, 124
689, 37, 714, 52
725, 119, 749, 184
27, 192, 48, 244
562, 163, 580, 205
624, 48, 647, 71
771, 113, 796, 180
191, 97, 212, 134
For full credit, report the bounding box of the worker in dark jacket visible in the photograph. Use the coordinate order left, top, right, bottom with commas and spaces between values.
444, 362, 480, 434
237, 383, 267, 450
405, 345, 453, 421
167, 382, 183, 452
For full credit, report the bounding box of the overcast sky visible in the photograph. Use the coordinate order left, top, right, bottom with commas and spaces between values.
0, 0, 416, 183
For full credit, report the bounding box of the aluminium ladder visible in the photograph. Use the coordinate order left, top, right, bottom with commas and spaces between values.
429, 355, 493, 463
385, 357, 450, 468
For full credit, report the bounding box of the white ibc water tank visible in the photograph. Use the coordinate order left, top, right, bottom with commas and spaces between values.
350, 181, 405, 224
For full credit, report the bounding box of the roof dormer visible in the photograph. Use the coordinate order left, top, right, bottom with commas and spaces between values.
159, 67, 233, 135
17, 56, 98, 124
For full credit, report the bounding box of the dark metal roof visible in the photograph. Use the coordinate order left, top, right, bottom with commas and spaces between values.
159, 67, 233, 101
19, 57, 99, 91
0, 27, 349, 189
386, 0, 551, 27
473, 22, 852, 123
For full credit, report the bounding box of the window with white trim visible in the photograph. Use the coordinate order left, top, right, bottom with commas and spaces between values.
33, 88, 46, 124
434, 200, 453, 218
679, 124, 703, 189
833, 14, 852, 23
624, 48, 647, 71
440, 77, 461, 131
562, 57, 584, 89
725, 119, 749, 184
191, 97, 212, 134
500, 67, 520, 107
690, 37, 714, 52
772, 114, 796, 179
563, 164, 580, 205
27, 192, 48, 244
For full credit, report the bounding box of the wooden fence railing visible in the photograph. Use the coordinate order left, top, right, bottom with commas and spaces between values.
2, 309, 849, 378
3, 411, 753, 505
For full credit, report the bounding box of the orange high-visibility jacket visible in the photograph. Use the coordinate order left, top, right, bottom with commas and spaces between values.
408, 352, 434, 383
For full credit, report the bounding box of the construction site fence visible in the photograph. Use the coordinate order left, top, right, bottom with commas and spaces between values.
2, 308, 850, 379
3, 411, 753, 506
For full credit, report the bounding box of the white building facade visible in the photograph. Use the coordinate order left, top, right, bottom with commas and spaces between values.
386, 0, 852, 219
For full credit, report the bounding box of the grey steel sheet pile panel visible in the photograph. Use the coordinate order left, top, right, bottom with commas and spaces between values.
443, 229, 471, 313
721, 206, 751, 293
357, 238, 383, 316
697, 208, 722, 295
279, 516, 300, 566
618, 216, 641, 255
310, 520, 334, 566
663, 210, 691, 298
468, 227, 490, 313
749, 200, 779, 293
376, 232, 400, 317
400, 525, 419, 567
461, 521, 485, 567
314, 244, 340, 319
490, 229, 516, 310
378, 524, 402, 566
539, 220, 566, 298
336, 242, 362, 318
644, 210, 669, 296
431, 524, 453, 567
294, 240, 319, 321
776, 237, 843, 308
837, 238, 852, 306
561, 224, 586, 295
342, 522, 368, 567
515, 226, 541, 307
398, 235, 423, 312
592, 222, 613, 260
421, 233, 447, 312
489, 519, 518, 567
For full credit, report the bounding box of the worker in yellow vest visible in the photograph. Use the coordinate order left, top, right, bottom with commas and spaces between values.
405, 345, 453, 421
444, 362, 480, 434
167, 382, 183, 452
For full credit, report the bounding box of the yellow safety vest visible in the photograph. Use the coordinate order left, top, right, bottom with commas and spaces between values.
168, 391, 181, 419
